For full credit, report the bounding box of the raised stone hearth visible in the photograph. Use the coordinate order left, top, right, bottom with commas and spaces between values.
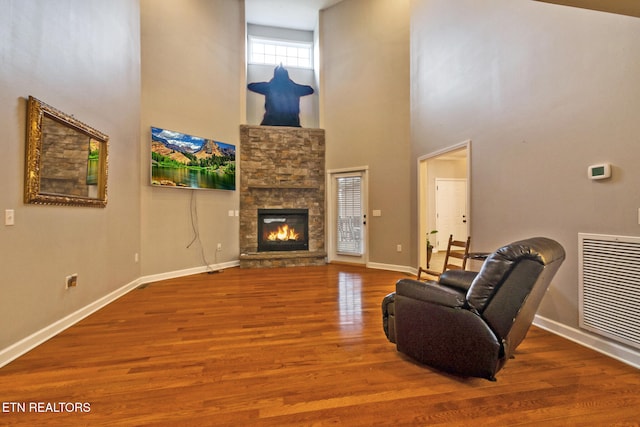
239, 125, 326, 268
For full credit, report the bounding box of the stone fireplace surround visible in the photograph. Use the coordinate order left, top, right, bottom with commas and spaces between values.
239, 125, 326, 268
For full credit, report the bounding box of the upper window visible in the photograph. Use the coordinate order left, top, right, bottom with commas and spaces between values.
248, 36, 313, 69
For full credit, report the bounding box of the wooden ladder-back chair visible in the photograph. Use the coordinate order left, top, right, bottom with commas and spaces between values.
418, 235, 471, 280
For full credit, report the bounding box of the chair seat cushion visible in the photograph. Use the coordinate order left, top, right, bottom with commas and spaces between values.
396, 278, 466, 308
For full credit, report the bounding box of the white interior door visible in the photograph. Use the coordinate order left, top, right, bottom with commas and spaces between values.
435, 178, 468, 250
328, 169, 368, 264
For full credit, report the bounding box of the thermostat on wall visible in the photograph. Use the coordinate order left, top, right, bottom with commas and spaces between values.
588, 163, 611, 180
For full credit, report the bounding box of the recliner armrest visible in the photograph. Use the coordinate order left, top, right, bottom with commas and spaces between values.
439, 270, 478, 293
396, 278, 466, 308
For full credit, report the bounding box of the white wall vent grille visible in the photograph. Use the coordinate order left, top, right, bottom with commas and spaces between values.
579, 233, 640, 350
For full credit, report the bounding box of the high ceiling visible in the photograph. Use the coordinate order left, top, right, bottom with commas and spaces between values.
536, 0, 640, 18
245, 0, 640, 32
245, 0, 344, 31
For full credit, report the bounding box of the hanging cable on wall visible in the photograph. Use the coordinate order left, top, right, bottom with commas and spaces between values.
186, 190, 219, 273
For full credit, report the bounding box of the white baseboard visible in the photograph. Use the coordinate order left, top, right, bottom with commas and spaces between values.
360, 265, 640, 369
366, 261, 416, 276
533, 314, 640, 370
369, 267, 640, 370
0, 277, 142, 369
0, 260, 240, 369
6, 262, 637, 372
137, 260, 240, 286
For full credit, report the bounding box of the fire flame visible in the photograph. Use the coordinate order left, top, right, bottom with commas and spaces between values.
267, 224, 299, 241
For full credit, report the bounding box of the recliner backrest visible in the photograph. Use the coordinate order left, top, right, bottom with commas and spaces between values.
465, 237, 566, 347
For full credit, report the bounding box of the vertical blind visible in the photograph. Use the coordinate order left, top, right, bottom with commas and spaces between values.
337, 176, 363, 255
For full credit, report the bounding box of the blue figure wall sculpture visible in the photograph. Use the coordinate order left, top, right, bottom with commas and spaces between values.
248, 65, 314, 127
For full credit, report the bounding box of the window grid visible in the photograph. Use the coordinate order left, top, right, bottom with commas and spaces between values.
249, 37, 313, 69
336, 176, 363, 256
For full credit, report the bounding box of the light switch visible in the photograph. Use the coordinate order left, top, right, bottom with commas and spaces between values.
5, 209, 15, 226
372, 210, 382, 217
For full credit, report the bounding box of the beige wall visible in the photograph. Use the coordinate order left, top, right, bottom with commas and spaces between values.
320, 0, 411, 267
410, 0, 640, 327
140, 0, 244, 276
0, 0, 141, 348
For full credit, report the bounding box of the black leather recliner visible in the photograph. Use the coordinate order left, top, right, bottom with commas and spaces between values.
382, 237, 565, 381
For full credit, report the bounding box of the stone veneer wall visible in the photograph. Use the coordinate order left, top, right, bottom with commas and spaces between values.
239, 125, 326, 268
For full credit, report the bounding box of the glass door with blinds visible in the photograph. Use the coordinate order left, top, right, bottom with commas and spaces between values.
328, 169, 368, 264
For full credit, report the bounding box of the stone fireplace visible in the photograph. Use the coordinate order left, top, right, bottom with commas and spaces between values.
239, 125, 326, 268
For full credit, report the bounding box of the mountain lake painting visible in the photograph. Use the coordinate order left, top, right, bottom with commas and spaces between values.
150, 126, 236, 191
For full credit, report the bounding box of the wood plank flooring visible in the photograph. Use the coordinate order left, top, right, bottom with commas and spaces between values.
1, 264, 638, 426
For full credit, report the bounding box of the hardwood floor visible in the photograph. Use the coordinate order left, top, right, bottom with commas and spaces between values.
1, 265, 638, 426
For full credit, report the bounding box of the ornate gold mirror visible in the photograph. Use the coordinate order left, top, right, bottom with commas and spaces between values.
25, 96, 108, 207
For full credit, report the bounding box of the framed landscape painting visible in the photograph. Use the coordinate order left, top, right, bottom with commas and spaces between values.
150, 126, 235, 191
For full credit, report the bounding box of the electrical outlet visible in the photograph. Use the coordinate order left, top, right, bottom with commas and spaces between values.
217, 243, 222, 251
66, 274, 78, 288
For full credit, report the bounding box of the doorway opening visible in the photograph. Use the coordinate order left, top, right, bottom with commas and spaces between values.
418, 141, 470, 270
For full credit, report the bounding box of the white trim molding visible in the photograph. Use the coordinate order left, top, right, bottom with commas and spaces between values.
0, 260, 239, 369
0, 278, 142, 369
137, 260, 240, 286
366, 262, 415, 276
534, 314, 640, 370
4, 261, 639, 372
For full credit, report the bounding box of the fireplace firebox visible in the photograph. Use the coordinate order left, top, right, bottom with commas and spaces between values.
258, 209, 309, 252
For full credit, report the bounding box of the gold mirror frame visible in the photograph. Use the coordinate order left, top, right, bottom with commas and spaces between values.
25, 96, 108, 207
